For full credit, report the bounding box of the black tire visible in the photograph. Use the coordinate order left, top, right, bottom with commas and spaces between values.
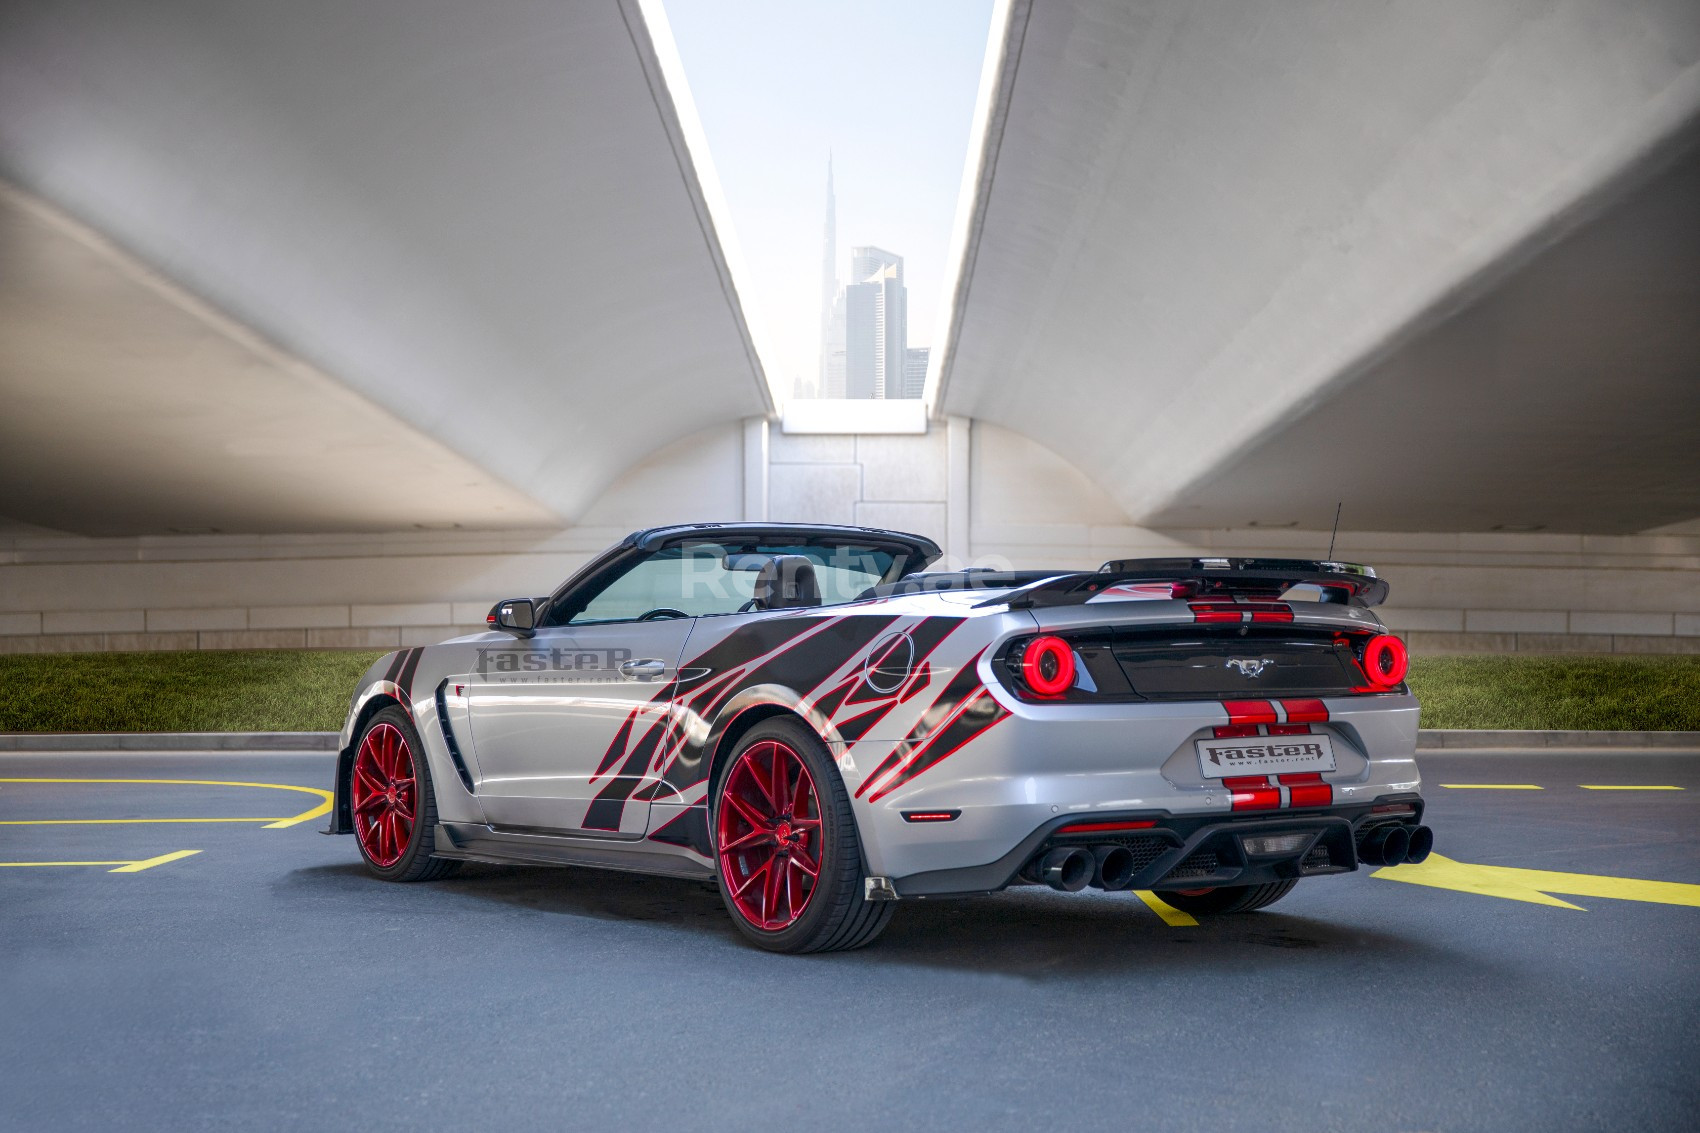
350, 705, 461, 883
712, 717, 893, 953
1155, 879, 1297, 915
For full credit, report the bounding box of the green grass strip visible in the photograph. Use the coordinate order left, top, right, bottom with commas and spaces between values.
1406, 655, 1700, 731
0, 650, 1695, 734
0, 651, 385, 733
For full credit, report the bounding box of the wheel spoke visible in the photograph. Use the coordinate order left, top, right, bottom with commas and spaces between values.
354, 793, 386, 816
720, 825, 774, 854
744, 745, 777, 811
770, 749, 789, 815
725, 791, 771, 831
787, 851, 819, 880
762, 852, 785, 924
355, 764, 386, 796
731, 856, 772, 901
788, 758, 811, 818
786, 856, 808, 915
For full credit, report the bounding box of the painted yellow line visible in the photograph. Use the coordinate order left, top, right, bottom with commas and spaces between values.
0, 850, 201, 873
110, 850, 201, 873
1375, 853, 1700, 911
0, 817, 277, 825
1579, 785, 1684, 791
1440, 784, 1544, 790
0, 778, 332, 830
1133, 889, 1199, 927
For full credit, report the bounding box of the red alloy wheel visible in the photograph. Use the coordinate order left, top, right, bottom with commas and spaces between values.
351, 722, 417, 868
715, 739, 823, 932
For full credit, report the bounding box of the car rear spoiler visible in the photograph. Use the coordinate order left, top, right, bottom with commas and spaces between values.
982, 557, 1389, 609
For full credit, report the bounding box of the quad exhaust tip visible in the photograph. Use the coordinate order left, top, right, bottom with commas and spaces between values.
1038, 847, 1094, 892
1360, 823, 1433, 866
1092, 845, 1137, 891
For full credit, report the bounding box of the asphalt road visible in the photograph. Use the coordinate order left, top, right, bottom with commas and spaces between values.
2, 748, 1697, 1132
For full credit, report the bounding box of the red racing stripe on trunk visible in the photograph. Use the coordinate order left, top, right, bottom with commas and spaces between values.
1223, 775, 1280, 811
1281, 698, 1329, 723
1280, 772, 1332, 808
1221, 700, 1278, 726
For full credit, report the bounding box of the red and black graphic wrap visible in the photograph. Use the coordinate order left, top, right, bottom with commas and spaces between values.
857, 646, 1010, 805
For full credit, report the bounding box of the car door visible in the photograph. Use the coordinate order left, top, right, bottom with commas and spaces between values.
464, 617, 694, 837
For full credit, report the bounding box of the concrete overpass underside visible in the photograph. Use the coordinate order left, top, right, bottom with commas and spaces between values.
934, 0, 1700, 536
0, 0, 769, 537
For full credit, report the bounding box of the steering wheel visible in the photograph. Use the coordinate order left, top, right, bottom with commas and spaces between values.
638, 608, 689, 621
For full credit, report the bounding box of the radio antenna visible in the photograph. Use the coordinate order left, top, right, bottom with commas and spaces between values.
1326, 501, 1343, 561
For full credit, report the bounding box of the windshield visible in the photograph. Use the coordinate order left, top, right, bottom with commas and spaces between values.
552, 539, 904, 626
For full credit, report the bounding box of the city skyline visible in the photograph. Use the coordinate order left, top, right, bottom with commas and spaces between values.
810, 161, 929, 399
661, 0, 995, 396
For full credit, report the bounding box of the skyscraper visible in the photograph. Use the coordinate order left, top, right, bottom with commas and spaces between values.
843, 247, 907, 399
902, 346, 930, 399
815, 160, 920, 399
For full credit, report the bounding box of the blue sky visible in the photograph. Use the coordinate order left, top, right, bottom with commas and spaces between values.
661, 0, 995, 393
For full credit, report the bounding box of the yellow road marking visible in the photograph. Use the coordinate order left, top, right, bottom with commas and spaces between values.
1440, 784, 1543, 790
1374, 853, 1700, 911
1579, 785, 1683, 791
0, 850, 201, 873
110, 850, 202, 872
1133, 889, 1199, 927
0, 778, 331, 830
0, 817, 278, 825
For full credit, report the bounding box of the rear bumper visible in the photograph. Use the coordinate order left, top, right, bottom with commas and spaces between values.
891, 794, 1425, 898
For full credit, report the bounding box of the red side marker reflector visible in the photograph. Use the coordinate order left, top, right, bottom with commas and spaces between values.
1057, 819, 1158, 834
901, 810, 961, 823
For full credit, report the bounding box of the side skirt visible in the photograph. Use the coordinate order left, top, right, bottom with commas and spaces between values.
433, 822, 714, 881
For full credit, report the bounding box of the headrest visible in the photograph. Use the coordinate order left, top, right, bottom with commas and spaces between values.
752, 555, 821, 610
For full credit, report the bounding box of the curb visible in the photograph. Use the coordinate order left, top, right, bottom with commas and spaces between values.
2, 730, 1696, 753
1416, 729, 1700, 750
0, 732, 339, 752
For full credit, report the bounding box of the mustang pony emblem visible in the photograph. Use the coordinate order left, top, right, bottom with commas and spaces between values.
1225, 658, 1273, 678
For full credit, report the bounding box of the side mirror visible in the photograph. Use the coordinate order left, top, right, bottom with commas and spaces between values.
487, 598, 536, 638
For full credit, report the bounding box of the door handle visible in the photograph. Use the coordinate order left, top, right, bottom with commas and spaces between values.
619, 658, 668, 681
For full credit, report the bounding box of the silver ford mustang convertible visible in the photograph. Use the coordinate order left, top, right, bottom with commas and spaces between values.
329, 522, 1431, 952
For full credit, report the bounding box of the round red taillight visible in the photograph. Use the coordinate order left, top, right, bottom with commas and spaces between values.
1021, 636, 1076, 696
1362, 634, 1409, 688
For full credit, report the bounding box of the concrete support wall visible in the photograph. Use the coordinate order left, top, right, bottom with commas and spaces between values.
2, 418, 1695, 655
968, 423, 1700, 656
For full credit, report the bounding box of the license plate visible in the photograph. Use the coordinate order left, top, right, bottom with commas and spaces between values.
1196, 734, 1337, 779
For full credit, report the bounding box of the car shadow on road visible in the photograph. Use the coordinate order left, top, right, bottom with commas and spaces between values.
289, 859, 1460, 979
